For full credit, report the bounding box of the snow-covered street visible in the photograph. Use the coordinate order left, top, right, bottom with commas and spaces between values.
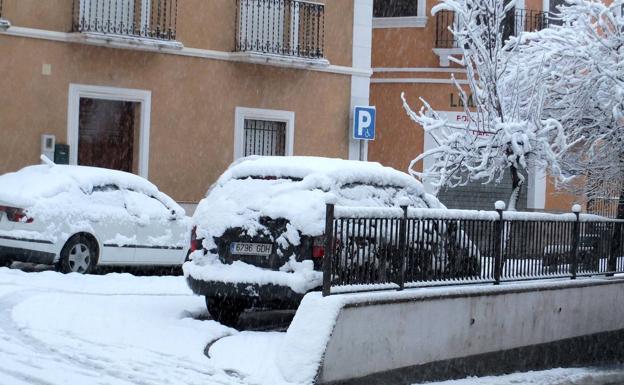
0, 266, 623, 385
0, 267, 292, 385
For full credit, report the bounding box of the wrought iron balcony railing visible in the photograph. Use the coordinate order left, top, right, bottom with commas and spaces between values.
235, 0, 325, 60
72, 0, 178, 41
435, 9, 549, 49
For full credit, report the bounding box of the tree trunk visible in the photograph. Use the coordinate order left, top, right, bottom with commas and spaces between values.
507, 165, 524, 212
617, 189, 624, 220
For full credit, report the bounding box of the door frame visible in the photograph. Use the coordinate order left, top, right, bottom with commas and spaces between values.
67, 83, 152, 178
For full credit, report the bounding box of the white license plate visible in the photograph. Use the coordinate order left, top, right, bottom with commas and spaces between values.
230, 242, 273, 256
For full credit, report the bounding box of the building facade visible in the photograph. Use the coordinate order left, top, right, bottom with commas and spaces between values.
368, 0, 578, 212
0, 0, 374, 206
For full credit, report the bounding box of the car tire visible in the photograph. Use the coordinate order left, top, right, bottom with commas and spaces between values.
1, 258, 11, 268
58, 235, 98, 274
205, 296, 245, 327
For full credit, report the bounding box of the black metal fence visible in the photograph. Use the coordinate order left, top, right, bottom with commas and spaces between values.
435, 9, 549, 48
235, 0, 325, 59
322, 204, 624, 296
72, 0, 178, 41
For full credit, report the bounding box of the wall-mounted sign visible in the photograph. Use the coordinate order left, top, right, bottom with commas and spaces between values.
449, 93, 476, 108
353, 106, 376, 141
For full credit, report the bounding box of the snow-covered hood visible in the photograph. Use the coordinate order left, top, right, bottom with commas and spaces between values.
193, 156, 442, 240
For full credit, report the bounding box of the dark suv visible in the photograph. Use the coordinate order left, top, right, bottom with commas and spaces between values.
184, 156, 452, 326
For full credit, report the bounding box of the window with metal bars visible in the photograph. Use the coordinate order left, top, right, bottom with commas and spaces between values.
243, 119, 287, 157
373, 0, 419, 17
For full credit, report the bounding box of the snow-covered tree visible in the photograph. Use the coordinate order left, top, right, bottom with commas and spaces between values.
402, 0, 572, 211
504, 0, 624, 217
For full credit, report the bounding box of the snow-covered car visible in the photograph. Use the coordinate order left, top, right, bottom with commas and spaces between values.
185, 156, 478, 326
0, 164, 189, 273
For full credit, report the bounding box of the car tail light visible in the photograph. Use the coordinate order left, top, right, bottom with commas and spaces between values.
312, 237, 326, 259
0, 206, 34, 223
312, 245, 325, 259
189, 226, 202, 253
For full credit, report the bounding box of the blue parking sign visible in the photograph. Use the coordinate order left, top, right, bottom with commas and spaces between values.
353, 106, 376, 141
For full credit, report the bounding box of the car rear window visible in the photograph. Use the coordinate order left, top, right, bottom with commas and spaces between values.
338, 183, 427, 208
235, 175, 303, 182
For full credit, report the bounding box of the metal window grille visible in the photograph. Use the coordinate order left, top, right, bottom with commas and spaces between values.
243, 119, 287, 157
72, 0, 178, 41
435, 9, 549, 48
373, 0, 419, 18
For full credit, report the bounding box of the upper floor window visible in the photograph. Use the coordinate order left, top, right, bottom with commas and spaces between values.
72, 0, 178, 41
373, 0, 419, 18
235, 0, 325, 60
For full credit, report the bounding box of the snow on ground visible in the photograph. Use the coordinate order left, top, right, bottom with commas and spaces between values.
0, 267, 289, 385
1, 266, 623, 385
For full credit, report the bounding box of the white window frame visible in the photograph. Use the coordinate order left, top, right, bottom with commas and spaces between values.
67, 84, 152, 178
234, 107, 295, 160
372, 0, 427, 29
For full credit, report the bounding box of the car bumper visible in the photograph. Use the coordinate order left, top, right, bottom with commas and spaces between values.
186, 275, 307, 309
0, 236, 58, 265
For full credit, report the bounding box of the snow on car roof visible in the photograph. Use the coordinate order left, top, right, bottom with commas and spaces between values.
219, 156, 422, 188
0, 164, 163, 208
194, 156, 442, 241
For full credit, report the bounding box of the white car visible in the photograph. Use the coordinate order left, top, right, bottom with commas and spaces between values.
0, 164, 189, 273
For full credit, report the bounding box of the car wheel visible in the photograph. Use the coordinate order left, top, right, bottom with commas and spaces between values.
58, 235, 97, 274
205, 296, 245, 327
1, 258, 11, 268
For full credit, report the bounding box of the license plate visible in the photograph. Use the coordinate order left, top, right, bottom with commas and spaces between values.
230, 242, 273, 256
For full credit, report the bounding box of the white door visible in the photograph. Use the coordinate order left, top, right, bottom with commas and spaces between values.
123, 190, 187, 265
87, 186, 137, 264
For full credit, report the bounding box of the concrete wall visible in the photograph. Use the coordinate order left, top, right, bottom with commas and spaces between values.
312, 279, 624, 384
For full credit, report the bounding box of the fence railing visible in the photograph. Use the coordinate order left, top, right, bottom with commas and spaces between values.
322, 202, 624, 296
435, 9, 549, 48
72, 0, 178, 41
235, 0, 325, 59
587, 197, 622, 219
